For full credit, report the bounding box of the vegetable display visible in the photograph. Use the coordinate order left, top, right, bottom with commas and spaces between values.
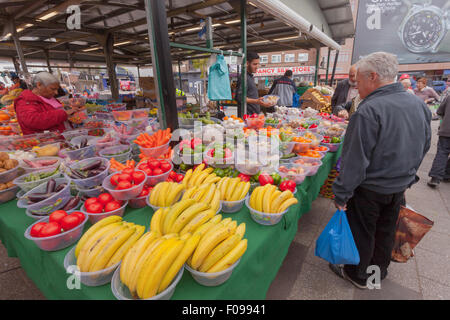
134, 129, 171, 149
66, 159, 107, 180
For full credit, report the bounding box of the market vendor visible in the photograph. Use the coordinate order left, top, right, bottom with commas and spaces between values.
14, 72, 79, 135
235, 52, 273, 115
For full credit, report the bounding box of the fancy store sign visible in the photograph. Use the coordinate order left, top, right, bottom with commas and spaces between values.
255, 66, 315, 76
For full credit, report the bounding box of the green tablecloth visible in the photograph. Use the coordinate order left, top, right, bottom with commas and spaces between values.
0, 147, 341, 300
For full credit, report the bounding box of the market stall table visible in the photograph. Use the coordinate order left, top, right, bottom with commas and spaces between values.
0, 146, 342, 300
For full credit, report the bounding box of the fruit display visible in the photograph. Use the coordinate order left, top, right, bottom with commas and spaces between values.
30, 210, 86, 238
180, 184, 221, 213
279, 180, 296, 193
300, 88, 331, 112
217, 177, 250, 202
291, 136, 312, 153
178, 111, 217, 125
249, 185, 297, 214
181, 164, 220, 188
296, 150, 323, 159
278, 164, 308, 184
137, 159, 172, 185
148, 181, 185, 208
222, 115, 244, 130
322, 135, 342, 144
167, 170, 184, 183
74, 216, 145, 272
83, 194, 125, 214
108, 169, 146, 191
128, 185, 153, 209
245, 114, 265, 129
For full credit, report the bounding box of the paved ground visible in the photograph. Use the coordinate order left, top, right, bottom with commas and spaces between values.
1, 121, 448, 300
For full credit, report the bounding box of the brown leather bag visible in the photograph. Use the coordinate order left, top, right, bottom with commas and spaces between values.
391, 206, 434, 262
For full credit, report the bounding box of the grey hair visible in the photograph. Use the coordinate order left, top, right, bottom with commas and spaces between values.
356, 52, 398, 82
31, 72, 59, 88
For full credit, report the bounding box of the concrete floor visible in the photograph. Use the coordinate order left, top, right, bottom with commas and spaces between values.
1, 121, 449, 300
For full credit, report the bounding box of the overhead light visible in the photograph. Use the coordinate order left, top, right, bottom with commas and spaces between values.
274, 36, 299, 41
38, 11, 58, 21
82, 47, 100, 52
17, 28, 24, 33
249, 1, 257, 7
212, 23, 222, 27
225, 19, 241, 24
25, 24, 34, 28
249, 40, 269, 45
185, 26, 202, 32
168, 32, 174, 35
114, 40, 132, 46
2, 33, 11, 40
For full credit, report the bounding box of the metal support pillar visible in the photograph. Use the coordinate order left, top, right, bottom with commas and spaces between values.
145, 0, 178, 130
11, 57, 20, 74
9, 19, 29, 78
206, 17, 213, 49
330, 50, 339, 86
239, 0, 247, 117
314, 47, 320, 87
177, 60, 183, 91
325, 47, 331, 86
43, 49, 52, 73
103, 33, 119, 101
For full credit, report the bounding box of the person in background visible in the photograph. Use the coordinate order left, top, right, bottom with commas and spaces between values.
11, 75, 28, 90
0, 82, 7, 96
330, 52, 431, 289
235, 52, 273, 115
427, 93, 450, 188
331, 64, 358, 119
14, 72, 80, 135
268, 69, 297, 110
414, 77, 440, 104
400, 78, 415, 94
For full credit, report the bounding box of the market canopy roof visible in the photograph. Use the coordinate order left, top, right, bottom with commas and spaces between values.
0, 0, 354, 66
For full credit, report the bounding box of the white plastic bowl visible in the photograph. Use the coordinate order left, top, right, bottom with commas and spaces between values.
13, 167, 62, 193
185, 259, 241, 286
0, 165, 20, 184
277, 163, 310, 185
102, 170, 146, 201
65, 157, 110, 189
245, 197, 288, 226
291, 158, 322, 176
75, 185, 107, 198
320, 141, 341, 152
80, 200, 128, 224
128, 195, 148, 209
24, 214, 88, 251
63, 145, 96, 161
20, 156, 61, 174
111, 265, 184, 300
0, 185, 19, 204
139, 141, 170, 158
203, 151, 234, 169
64, 246, 121, 287
221, 195, 248, 214
99, 144, 131, 163
234, 162, 262, 176
145, 190, 184, 210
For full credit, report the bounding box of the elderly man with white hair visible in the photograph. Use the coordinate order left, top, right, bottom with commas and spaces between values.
329, 52, 432, 289
14, 71, 79, 134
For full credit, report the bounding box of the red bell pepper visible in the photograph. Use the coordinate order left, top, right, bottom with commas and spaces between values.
258, 173, 274, 186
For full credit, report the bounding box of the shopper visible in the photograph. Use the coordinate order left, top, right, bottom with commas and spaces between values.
330, 52, 432, 289
331, 64, 358, 119
11, 75, 28, 90
14, 72, 79, 134
400, 78, 415, 95
235, 52, 273, 115
414, 77, 440, 104
427, 94, 450, 188
268, 69, 297, 109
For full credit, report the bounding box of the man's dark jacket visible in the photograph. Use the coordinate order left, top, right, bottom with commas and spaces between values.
331, 79, 350, 108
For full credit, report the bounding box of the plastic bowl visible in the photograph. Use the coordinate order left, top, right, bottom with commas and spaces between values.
25, 199, 83, 219
185, 259, 241, 286
234, 162, 262, 176
291, 158, 322, 176
111, 265, 184, 300
13, 167, 62, 193
70, 135, 98, 147
279, 141, 295, 156
99, 145, 131, 163
245, 117, 265, 129
221, 195, 248, 214
146, 164, 173, 186
203, 152, 234, 169
102, 170, 146, 201
63, 145, 96, 161
0, 185, 19, 204
311, 145, 329, 156
64, 246, 120, 287
139, 141, 170, 158
0, 165, 20, 184
320, 141, 342, 152
128, 195, 148, 209
17, 177, 72, 215
291, 139, 312, 154
75, 185, 106, 198
302, 132, 324, 147
145, 190, 185, 211
277, 163, 309, 184
24, 214, 88, 251
20, 156, 61, 174
80, 200, 128, 224
92, 137, 119, 154
245, 197, 288, 226
65, 157, 110, 189
62, 129, 89, 141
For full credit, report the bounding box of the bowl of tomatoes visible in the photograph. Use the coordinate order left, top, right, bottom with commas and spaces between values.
128, 185, 153, 209
137, 159, 173, 186
24, 210, 88, 251
80, 193, 128, 224
102, 169, 147, 201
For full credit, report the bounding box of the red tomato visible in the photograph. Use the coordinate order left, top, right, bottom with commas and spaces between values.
98, 193, 114, 206
148, 160, 160, 170
116, 181, 132, 190
132, 171, 146, 185
159, 161, 171, 173
176, 174, 184, 183
143, 168, 153, 176
138, 163, 149, 171
30, 222, 47, 238
169, 171, 177, 180
167, 178, 173, 182
86, 202, 104, 214
49, 210, 68, 225
60, 214, 81, 231
104, 201, 122, 212
39, 222, 62, 238
85, 198, 99, 207
110, 174, 121, 186
138, 188, 150, 197
152, 168, 163, 176
122, 168, 134, 175
118, 173, 132, 183
71, 211, 85, 222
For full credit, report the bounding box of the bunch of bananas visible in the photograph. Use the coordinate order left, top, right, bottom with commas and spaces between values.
188, 216, 247, 273
148, 181, 185, 208
250, 185, 298, 213
150, 199, 218, 235
217, 177, 250, 202
182, 163, 221, 188
74, 216, 145, 272
181, 183, 221, 213
120, 231, 200, 299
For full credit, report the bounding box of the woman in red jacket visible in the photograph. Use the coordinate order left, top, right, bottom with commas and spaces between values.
14, 72, 78, 135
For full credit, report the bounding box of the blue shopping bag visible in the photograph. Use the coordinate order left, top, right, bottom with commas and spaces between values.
292, 93, 300, 108
315, 210, 360, 265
